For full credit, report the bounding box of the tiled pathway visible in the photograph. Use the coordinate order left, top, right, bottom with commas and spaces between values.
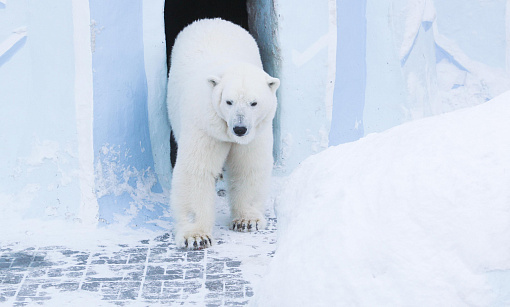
0, 218, 277, 306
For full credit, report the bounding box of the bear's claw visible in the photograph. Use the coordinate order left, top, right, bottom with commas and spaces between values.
231, 219, 261, 232
183, 235, 213, 250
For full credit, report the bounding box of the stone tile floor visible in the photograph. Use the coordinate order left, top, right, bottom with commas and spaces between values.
0, 218, 278, 306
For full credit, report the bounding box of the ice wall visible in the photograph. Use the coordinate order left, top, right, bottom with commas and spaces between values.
329, 0, 366, 145
0, 0, 169, 230
270, 0, 337, 174
90, 0, 169, 229
0, 0, 96, 226
143, 0, 171, 192
435, 0, 507, 70
358, 0, 510, 137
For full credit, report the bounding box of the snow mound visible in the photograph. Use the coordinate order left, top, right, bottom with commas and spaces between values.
253, 91, 510, 306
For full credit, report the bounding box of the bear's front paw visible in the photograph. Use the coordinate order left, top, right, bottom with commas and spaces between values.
175, 233, 214, 250
231, 218, 266, 232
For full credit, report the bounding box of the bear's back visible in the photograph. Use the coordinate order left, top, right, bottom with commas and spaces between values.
170, 18, 263, 72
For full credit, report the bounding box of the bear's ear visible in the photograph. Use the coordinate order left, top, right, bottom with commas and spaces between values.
208, 76, 221, 88
267, 77, 280, 93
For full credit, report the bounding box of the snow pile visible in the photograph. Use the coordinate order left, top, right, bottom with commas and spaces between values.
253, 91, 510, 306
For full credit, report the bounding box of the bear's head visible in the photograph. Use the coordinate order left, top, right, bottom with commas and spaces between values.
208, 63, 280, 145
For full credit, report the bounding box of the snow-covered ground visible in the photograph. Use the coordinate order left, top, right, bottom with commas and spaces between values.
253, 91, 510, 306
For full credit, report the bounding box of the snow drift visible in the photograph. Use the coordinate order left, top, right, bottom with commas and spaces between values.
253, 91, 510, 306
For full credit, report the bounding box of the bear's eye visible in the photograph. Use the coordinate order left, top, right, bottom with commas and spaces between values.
250, 102, 257, 107
226, 100, 233, 106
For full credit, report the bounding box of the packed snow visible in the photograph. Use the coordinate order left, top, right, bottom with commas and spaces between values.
252, 91, 510, 306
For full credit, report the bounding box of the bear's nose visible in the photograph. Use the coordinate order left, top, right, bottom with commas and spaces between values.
233, 126, 247, 136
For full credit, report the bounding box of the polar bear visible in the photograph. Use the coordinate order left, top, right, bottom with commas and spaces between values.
166, 18, 280, 249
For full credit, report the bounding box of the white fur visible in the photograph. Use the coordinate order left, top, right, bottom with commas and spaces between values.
166, 18, 280, 249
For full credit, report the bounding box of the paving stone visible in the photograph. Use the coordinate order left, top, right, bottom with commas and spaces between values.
125, 270, 144, 281
141, 281, 162, 298
47, 268, 63, 277
87, 277, 124, 282
225, 291, 244, 299
28, 269, 46, 278
56, 282, 80, 291
185, 268, 203, 279
145, 274, 182, 281
119, 287, 138, 300
106, 258, 128, 265
148, 247, 166, 255
61, 250, 79, 256
206, 262, 224, 274
17, 284, 38, 296
161, 285, 180, 294
143, 280, 162, 288
100, 282, 122, 295
0, 262, 11, 269
182, 282, 201, 294
205, 280, 223, 292
11, 255, 32, 268
228, 267, 242, 274
206, 273, 230, 280
146, 265, 165, 275
164, 269, 184, 276
225, 282, 243, 292
74, 254, 90, 265
67, 265, 86, 272
65, 271, 84, 278
166, 256, 185, 263
3, 273, 24, 284
128, 253, 147, 264
226, 261, 241, 268
81, 282, 101, 292
187, 251, 205, 262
